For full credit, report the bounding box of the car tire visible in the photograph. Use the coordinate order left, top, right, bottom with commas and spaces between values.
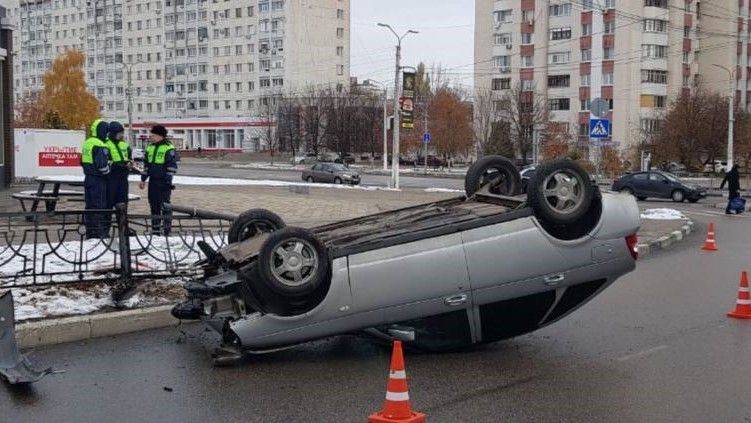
528, 159, 595, 225
228, 209, 285, 244
465, 155, 521, 197
333, 177, 342, 184
672, 190, 685, 203
257, 227, 329, 297
637, 196, 647, 201
688, 198, 700, 204
306, 176, 314, 183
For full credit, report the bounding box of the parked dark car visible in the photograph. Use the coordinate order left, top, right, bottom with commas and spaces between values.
302, 162, 361, 185
612, 171, 706, 203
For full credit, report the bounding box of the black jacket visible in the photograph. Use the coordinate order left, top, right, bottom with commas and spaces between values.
721, 165, 741, 193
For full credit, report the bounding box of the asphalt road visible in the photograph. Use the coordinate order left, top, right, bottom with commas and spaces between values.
178, 162, 465, 190
2, 201, 751, 422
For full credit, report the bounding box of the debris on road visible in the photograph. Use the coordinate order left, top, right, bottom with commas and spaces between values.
0, 291, 54, 385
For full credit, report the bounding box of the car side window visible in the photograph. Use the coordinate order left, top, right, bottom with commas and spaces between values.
650, 173, 667, 182
312, 164, 321, 171
631, 173, 647, 180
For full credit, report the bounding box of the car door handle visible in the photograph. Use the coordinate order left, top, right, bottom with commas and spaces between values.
544, 274, 565, 286
444, 294, 468, 307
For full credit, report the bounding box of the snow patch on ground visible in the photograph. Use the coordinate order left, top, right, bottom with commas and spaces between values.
9, 280, 186, 321
424, 187, 465, 193
640, 208, 687, 220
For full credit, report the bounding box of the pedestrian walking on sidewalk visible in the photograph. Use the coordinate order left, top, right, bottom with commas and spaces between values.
139, 125, 178, 235
721, 164, 742, 214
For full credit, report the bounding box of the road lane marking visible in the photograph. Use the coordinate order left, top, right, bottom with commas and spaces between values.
617, 345, 669, 362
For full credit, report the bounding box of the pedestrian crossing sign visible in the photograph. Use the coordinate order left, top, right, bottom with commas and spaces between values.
589, 119, 610, 139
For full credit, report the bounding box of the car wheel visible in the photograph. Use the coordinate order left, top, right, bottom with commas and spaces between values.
228, 209, 285, 244
306, 176, 314, 183
333, 177, 342, 184
637, 196, 648, 201
257, 227, 329, 297
465, 155, 521, 197
672, 190, 685, 203
528, 159, 595, 225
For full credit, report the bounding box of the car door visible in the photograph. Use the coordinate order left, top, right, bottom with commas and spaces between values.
628, 173, 648, 195
648, 173, 671, 198
347, 233, 473, 329
461, 217, 573, 343
322, 164, 336, 183
309, 164, 322, 182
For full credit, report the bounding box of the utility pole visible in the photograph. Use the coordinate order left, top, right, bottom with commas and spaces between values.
119, 60, 141, 147
378, 23, 418, 189
713, 64, 736, 167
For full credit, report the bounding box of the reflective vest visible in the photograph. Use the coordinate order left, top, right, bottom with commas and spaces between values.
146, 143, 175, 165
90, 118, 103, 138
81, 137, 107, 164
106, 139, 130, 163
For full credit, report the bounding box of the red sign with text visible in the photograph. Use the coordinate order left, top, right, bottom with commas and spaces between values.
38, 151, 81, 167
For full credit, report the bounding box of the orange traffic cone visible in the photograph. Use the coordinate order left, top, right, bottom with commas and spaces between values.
368, 341, 426, 423
728, 271, 751, 319
702, 223, 718, 251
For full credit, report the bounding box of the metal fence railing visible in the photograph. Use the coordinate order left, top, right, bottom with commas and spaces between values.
0, 204, 233, 289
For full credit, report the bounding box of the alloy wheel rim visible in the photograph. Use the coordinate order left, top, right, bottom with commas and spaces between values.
542, 170, 585, 214
270, 238, 318, 287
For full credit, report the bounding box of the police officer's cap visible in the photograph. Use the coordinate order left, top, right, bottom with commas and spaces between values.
150, 125, 168, 138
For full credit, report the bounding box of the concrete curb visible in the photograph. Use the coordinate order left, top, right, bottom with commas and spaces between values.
16, 305, 179, 349
636, 220, 695, 258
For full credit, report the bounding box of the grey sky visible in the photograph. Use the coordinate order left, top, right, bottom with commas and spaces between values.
350, 0, 475, 91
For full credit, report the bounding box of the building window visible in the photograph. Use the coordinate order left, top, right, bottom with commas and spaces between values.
493, 9, 513, 24
644, 0, 668, 8
492, 78, 511, 90
581, 49, 592, 62
581, 74, 591, 86
642, 44, 668, 58
603, 47, 614, 59
602, 72, 614, 85
493, 55, 511, 69
521, 33, 533, 44
604, 0, 615, 8
548, 74, 570, 88
582, 23, 592, 36
581, 99, 591, 111
521, 80, 534, 91
548, 98, 571, 111
641, 69, 668, 84
494, 33, 512, 45
683, 52, 691, 63
643, 19, 668, 33
522, 55, 534, 67
336, 28, 344, 38
550, 27, 572, 40
640, 94, 667, 108
548, 51, 571, 64
549, 3, 571, 17
640, 118, 661, 133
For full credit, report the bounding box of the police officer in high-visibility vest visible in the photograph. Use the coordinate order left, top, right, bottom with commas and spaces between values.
81, 119, 111, 239
139, 125, 178, 235
104, 121, 132, 208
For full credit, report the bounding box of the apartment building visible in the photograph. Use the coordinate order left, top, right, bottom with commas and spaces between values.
11, 0, 350, 150
475, 0, 698, 156
697, 0, 751, 111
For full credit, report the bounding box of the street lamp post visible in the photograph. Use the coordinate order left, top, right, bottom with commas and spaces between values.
713, 64, 736, 168
378, 23, 418, 189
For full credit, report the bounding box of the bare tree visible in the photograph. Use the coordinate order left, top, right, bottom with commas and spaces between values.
491, 83, 549, 164
276, 96, 303, 159
259, 95, 280, 164
472, 88, 500, 158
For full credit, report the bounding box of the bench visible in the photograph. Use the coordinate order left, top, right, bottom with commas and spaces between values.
13, 190, 141, 212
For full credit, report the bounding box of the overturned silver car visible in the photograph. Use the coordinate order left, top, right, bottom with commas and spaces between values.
173, 157, 640, 361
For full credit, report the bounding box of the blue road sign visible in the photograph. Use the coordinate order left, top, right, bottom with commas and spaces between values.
423, 132, 431, 143
589, 119, 610, 139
